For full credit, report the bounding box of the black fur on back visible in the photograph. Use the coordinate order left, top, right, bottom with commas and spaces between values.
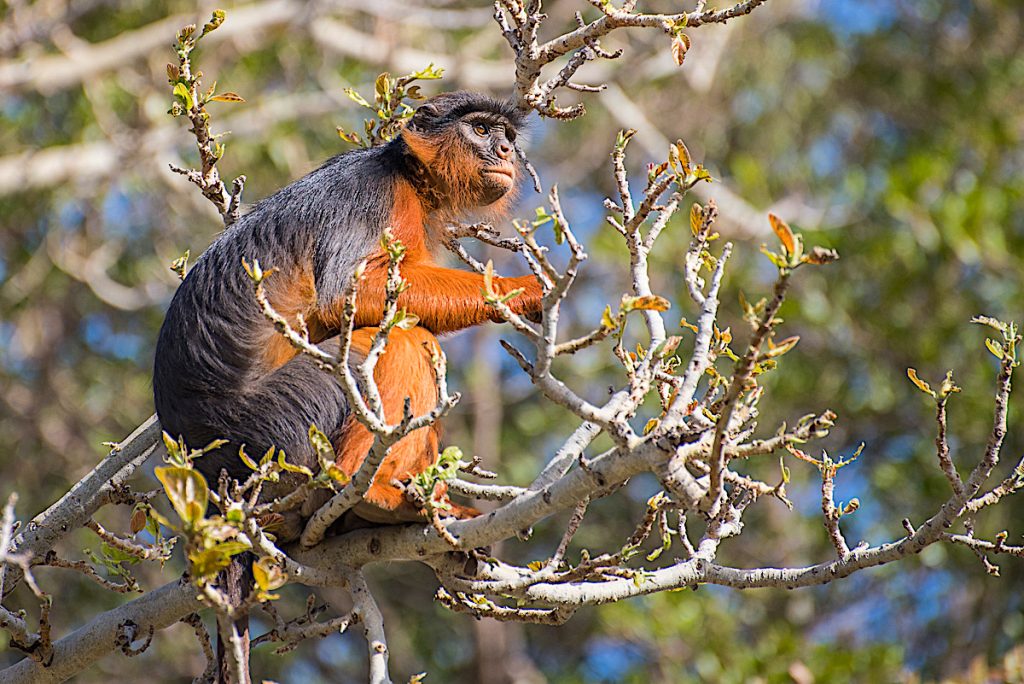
155, 141, 406, 482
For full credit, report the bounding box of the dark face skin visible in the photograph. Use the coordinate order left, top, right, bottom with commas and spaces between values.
459, 113, 518, 205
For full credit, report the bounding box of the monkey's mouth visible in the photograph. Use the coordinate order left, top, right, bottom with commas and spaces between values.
483, 166, 516, 185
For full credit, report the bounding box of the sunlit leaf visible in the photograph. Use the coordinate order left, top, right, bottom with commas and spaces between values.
155, 466, 208, 528
623, 295, 671, 312
253, 557, 287, 592
765, 335, 800, 359
343, 88, 372, 108
209, 92, 245, 103
172, 82, 193, 110
768, 213, 795, 257
277, 451, 313, 478
601, 305, 618, 331
671, 33, 691, 66
690, 203, 703, 236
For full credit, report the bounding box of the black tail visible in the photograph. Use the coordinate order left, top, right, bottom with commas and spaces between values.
156, 349, 349, 682
215, 553, 255, 684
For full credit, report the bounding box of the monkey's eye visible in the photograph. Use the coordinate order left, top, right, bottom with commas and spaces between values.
472, 124, 489, 137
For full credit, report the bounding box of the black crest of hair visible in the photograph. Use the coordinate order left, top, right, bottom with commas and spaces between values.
406, 91, 526, 136
153, 90, 525, 487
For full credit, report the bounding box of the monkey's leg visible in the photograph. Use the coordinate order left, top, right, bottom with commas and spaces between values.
333, 326, 478, 521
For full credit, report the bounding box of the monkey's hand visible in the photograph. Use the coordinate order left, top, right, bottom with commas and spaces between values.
493, 275, 543, 323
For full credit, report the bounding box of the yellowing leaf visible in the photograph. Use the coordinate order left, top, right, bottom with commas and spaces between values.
679, 318, 698, 334
482, 260, 496, 296
277, 451, 313, 478
765, 335, 800, 359
309, 425, 334, 458
804, 246, 839, 265
253, 557, 287, 592
155, 466, 208, 527
623, 295, 671, 312
671, 33, 691, 66
129, 507, 147, 535
643, 418, 659, 435
659, 336, 682, 358
527, 560, 544, 572
394, 311, 421, 330
209, 92, 245, 103
601, 305, 617, 331
326, 464, 351, 485
374, 73, 391, 101
906, 368, 935, 397
690, 203, 703, 236
768, 213, 795, 257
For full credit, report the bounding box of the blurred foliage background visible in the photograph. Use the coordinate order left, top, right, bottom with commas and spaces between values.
1, 0, 1022, 681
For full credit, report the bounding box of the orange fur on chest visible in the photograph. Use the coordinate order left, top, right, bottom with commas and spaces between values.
389, 180, 432, 256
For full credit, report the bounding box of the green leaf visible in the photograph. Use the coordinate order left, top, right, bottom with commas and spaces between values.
172, 82, 193, 110
154, 466, 208, 528
277, 450, 314, 478
189, 541, 249, 580
237, 445, 259, 471
971, 315, 1008, 333
162, 431, 184, 464
344, 88, 372, 108
759, 245, 786, 269
393, 310, 421, 330
985, 338, 1005, 360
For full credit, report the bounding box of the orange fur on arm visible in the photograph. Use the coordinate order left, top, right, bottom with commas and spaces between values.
353, 260, 542, 333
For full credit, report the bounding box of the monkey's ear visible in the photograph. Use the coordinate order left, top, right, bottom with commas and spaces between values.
416, 102, 441, 117
409, 102, 441, 130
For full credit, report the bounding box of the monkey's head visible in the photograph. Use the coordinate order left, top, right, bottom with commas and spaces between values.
401, 92, 527, 215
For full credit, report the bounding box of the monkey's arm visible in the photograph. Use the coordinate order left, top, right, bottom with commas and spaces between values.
351, 261, 542, 334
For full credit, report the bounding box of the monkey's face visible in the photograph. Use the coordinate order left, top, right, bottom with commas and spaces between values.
402, 92, 527, 212
460, 116, 518, 205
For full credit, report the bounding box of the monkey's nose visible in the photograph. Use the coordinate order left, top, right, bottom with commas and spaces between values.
496, 142, 514, 161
